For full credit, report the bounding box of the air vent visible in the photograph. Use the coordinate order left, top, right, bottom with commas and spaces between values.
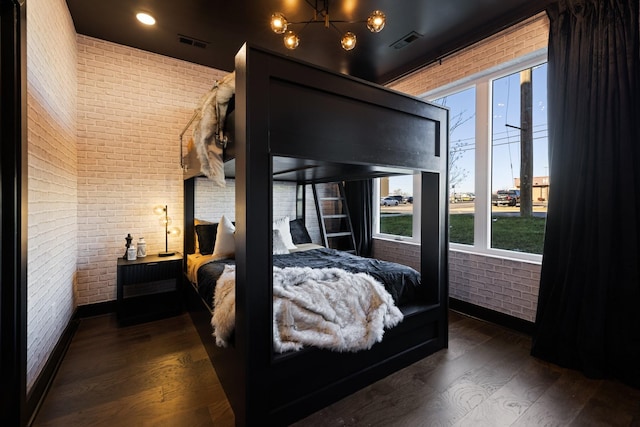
390, 31, 423, 50
178, 34, 209, 49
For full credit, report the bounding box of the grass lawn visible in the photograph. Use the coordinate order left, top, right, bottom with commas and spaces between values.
379, 214, 413, 237
380, 213, 546, 254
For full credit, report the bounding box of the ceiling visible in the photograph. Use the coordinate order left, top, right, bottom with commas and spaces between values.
65, 0, 551, 84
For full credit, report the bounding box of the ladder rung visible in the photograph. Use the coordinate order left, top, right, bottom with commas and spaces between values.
313, 182, 357, 256
327, 232, 352, 238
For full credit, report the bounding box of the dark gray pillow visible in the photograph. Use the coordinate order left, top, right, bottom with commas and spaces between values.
289, 218, 312, 244
195, 223, 218, 255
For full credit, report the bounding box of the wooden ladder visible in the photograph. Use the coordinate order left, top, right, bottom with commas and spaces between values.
312, 182, 357, 255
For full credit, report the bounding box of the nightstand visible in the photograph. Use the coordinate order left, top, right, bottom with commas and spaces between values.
116, 253, 183, 326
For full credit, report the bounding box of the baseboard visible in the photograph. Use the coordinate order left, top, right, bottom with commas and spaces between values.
75, 300, 116, 318
26, 313, 79, 426
449, 298, 535, 335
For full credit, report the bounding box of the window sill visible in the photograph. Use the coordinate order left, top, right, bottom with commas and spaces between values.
450, 243, 542, 265
372, 235, 421, 246
373, 237, 543, 265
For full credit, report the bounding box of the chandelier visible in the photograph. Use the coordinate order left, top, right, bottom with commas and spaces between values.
270, 0, 386, 51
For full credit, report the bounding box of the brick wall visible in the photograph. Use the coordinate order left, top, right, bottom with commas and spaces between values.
76, 36, 228, 305
26, 0, 78, 392
372, 239, 421, 272
194, 178, 297, 223
194, 178, 322, 245
375, 13, 550, 323
449, 251, 540, 321
388, 13, 549, 95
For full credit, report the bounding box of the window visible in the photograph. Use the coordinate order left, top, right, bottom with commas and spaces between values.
433, 87, 476, 246
491, 63, 548, 254
379, 52, 550, 262
374, 174, 420, 242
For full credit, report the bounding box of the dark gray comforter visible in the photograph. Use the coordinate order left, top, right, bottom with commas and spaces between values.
196, 247, 422, 309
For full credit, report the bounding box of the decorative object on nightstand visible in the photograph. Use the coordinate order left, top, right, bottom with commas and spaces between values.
127, 244, 137, 261
117, 253, 183, 326
136, 237, 146, 258
123, 233, 133, 259
153, 204, 181, 257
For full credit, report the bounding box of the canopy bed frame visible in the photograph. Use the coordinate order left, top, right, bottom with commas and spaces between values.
182, 44, 449, 426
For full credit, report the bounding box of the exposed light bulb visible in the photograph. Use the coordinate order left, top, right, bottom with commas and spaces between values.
341, 32, 356, 51
269, 5, 385, 51
271, 13, 288, 34
284, 31, 300, 50
366, 10, 385, 33
153, 205, 166, 216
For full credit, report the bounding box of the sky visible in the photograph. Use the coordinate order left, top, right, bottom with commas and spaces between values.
387, 63, 549, 196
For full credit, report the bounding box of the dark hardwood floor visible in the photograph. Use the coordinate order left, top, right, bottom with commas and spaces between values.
32, 313, 234, 427
33, 311, 640, 426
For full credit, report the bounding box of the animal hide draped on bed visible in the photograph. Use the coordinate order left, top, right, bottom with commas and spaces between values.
211, 264, 403, 352
192, 71, 235, 186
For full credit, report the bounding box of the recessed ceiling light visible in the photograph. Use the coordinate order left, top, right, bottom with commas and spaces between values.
136, 12, 156, 26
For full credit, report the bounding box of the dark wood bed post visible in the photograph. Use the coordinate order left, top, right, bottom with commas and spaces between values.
233, 44, 275, 426
183, 179, 195, 260
421, 169, 449, 345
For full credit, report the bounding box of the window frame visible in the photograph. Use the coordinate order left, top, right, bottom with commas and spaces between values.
373, 174, 421, 244
376, 49, 548, 263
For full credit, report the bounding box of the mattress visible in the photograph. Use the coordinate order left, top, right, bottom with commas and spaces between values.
191, 246, 422, 310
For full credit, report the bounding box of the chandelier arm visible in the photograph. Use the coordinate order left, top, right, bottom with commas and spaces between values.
305, 0, 320, 13
329, 21, 343, 36
271, 0, 383, 50
298, 20, 312, 35
289, 19, 361, 25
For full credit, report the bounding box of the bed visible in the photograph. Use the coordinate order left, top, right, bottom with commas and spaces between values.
182, 44, 449, 426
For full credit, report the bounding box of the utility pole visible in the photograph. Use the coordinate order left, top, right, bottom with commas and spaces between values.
520, 68, 533, 217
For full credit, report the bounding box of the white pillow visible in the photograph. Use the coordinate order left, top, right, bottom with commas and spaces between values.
213, 215, 235, 259
272, 229, 290, 255
272, 216, 297, 250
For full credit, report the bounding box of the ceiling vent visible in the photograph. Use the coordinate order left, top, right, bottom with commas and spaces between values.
390, 31, 422, 49
178, 34, 209, 49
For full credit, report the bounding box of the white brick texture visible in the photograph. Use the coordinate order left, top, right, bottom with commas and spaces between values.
194, 178, 297, 224
76, 36, 227, 306
194, 179, 322, 245
26, 0, 78, 393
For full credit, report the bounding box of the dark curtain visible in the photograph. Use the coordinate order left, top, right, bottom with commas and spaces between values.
344, 179, 373, 257
531, 0, 640, 387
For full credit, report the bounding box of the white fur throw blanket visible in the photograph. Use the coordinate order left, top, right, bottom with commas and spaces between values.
211, 265, 403, 353
192, 71, 235, 186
